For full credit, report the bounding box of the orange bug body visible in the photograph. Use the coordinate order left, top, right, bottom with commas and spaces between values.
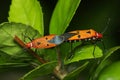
26, 34, 64, 49
64, 29, 103, 41
62, 29, 103, 58
25, 29, 102, 49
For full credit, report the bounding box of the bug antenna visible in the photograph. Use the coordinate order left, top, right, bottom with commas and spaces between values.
101, 18, 111, 34
101, 39, 106, 53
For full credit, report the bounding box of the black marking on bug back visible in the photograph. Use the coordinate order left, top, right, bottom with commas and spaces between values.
45, 37, 48, 40
37, 42, 41, 45
47, 44, 49, 46
61, 33, 76, 41
77, 35, 81, 38
86, 30, 91, 34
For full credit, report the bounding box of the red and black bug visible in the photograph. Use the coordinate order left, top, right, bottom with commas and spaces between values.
62, 29, 103, 42
26, 34, 65, 49
61, 29, 104, 58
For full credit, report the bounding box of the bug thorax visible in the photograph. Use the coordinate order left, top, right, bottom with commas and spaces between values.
83, 30, 103, 41
95, 32, 103, 39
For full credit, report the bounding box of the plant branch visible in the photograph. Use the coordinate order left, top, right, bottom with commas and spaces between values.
14, 35, 47, 64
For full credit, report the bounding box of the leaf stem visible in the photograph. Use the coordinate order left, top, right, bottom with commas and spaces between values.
14, 35, 67, 79
14, 35, 47, 64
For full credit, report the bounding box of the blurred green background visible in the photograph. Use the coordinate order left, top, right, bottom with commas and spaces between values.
0, 0, 120, 80
1, 0, 120, 48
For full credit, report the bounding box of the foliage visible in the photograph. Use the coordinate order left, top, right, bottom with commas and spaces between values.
0, 0, 120, 80
8, 0, 44, 35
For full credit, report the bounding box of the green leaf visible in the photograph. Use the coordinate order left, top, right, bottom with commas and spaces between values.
0, 22, 40, 57
98, 61, 120, 80
65, 45, 103, 64
0, 52, 30, 68
8, 0, 44, 35
0, 63, 29, 68
20, 61, 57, 80
63, 61, 89, 80
50, 0, 81, 34
90, 46, 120, 80
102, 46, 120, 62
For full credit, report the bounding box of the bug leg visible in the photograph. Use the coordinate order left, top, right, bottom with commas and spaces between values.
101, 39, 106, 54
92, 43, 97, 58
14, 35, 47, 63
68, 42, 73, 58
23, 26, 37, 41
22, 32, 33, 43
22, 27, 38, 43
55, 46, 62, 68
31, 30, 38, 39
90, 40, 97, 59
66, 41, 84, 59
70, 42, 73, 53
65, 42, 74, 60
34, 49, 38, 53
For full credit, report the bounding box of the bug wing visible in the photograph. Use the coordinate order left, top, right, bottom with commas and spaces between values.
61, 33, 76, 41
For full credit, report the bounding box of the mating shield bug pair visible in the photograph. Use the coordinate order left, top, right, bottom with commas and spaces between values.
26, 29, 103, 49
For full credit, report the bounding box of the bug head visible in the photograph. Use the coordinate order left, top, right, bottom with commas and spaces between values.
96, 32, 103, 39
90, 29, 103, 40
